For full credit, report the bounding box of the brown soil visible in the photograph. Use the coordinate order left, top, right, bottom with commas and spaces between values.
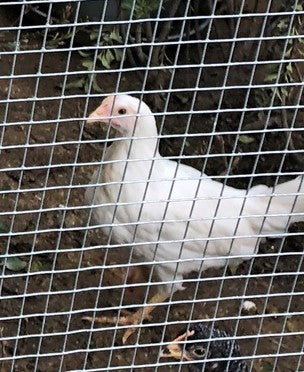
0, 2, 303, 371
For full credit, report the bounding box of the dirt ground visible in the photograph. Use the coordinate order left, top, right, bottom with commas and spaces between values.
0, 2, 304, 371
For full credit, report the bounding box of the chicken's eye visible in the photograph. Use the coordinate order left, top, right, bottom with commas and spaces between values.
118, 108, 126, 115
192, 347, 206, 358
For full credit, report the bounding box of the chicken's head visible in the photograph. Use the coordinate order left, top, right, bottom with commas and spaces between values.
87, 94, 156, 137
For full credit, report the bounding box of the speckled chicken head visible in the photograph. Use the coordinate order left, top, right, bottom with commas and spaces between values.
161, 323, 248, 372
87, 94, 153, 136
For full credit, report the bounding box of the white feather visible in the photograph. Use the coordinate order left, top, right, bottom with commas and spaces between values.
86, 95, 304, 295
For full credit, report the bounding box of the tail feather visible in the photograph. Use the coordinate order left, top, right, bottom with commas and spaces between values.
263, 175, 304, 233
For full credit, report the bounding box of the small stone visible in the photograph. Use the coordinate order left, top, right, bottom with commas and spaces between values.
242, 300, 257, 314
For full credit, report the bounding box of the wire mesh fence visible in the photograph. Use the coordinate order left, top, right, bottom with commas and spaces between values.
0, 0, 304, 371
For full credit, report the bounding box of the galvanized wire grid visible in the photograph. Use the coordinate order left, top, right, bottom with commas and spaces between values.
0, 0, 304, 371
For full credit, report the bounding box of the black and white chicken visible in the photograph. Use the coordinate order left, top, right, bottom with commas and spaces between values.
160, 323, 249, 372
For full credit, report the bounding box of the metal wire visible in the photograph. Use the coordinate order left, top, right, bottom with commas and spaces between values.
1, 0, 304, 371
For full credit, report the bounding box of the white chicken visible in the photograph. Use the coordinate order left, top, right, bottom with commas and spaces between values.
85, 94, 304, 343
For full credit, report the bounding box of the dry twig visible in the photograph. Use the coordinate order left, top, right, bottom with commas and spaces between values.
0, 326, 8, 372
281, 108, 303, 166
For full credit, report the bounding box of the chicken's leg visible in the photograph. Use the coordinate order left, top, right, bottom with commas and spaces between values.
83, 292, 168, 344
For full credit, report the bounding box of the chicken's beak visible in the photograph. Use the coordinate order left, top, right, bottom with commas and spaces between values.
86, 105, 111, 124
160, 330, 195, 361
160, 344, 184, 360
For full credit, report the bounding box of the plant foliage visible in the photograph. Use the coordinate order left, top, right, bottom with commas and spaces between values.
122, 0, 168, 19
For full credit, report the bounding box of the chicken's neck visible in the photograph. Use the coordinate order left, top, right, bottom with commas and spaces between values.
114, 137, 160, 160
111, 116, 161, 160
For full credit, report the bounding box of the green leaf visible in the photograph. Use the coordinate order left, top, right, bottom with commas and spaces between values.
0, 222, 7, 233
101, 33, 111, 44
89, 30, 99, 41
121, 0, 135, 12
6, 41, 18, 50
275, 88, 283, 102
98, 52, 113, 69
284, 73, 291, 83
239, 135, 255, 144
110, 28, 122, 43
5, 257, 27, 272
175, 93, 189, 104
30, 260, 43, 273
105, 49, 115, 65
82, 59, 94, 70
99, 54, 110, 69
122, 0, 168, 19
285, 47, 293, 57
286, 62, 293, 73
286, 319, 298, 332
260, 361, 274, 372
264, 73, 278, 82
62, 78, 85, 90
277, 19, 288, 31
280, 87, 289, 98
296, 4, 303, 11
92, 75, 103, 93
84, 78, 90, 94
297, 47, 304, 56
114, 48, 123, 62
78, 50, 91, 58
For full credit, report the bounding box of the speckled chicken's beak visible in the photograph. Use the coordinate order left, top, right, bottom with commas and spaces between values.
160, 343, 183, 359
160, 343, 193, 361
160, 330, 195, 361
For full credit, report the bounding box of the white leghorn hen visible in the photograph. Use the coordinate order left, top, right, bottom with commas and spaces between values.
85, 94, 304, 343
